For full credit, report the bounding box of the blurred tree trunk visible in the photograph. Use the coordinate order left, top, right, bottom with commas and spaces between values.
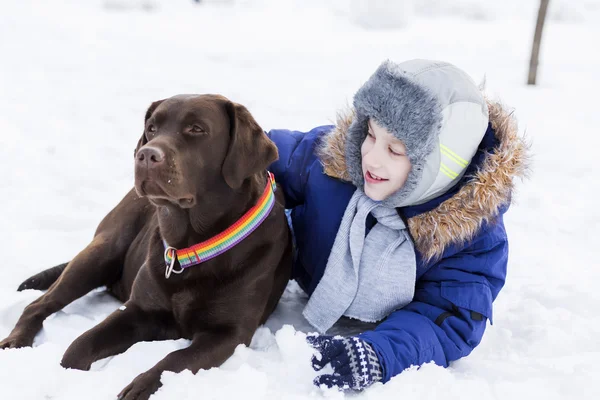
528, 0, 550, 85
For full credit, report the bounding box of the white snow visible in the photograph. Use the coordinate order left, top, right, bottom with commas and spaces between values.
1, 0, 599, 399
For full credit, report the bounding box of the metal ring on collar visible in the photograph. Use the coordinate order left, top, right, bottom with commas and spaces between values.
164, 246, 184, 279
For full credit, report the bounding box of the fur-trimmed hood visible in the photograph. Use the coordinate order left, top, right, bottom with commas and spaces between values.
317, 100, 531, 262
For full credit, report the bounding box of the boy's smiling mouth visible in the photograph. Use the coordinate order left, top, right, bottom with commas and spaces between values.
365, 171, 388, 183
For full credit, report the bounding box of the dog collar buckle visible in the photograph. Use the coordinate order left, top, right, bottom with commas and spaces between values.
164, 246, 184, 279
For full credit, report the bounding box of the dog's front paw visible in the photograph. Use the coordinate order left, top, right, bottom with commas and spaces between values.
117, 371, 162, 400
0, 333, 34, 349
61, 341, 92, 371
60, 353, 92, 371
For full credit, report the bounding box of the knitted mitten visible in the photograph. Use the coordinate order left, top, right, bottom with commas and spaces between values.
307, 335, 383, 390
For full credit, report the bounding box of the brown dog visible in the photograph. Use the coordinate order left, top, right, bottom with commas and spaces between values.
0, 94, 292, 400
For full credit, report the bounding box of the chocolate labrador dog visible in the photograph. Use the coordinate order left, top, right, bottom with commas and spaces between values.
0, 94, 292, 400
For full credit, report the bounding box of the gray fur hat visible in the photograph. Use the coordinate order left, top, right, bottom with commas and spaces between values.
345, 59, 490, 208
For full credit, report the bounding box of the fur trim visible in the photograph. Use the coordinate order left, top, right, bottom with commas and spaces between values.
318, 109, 354, 181
317, 100, 531, 262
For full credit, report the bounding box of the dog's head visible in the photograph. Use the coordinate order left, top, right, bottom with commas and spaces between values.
134, 94, 278, 208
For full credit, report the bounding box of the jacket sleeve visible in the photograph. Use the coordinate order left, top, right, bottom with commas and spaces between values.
358, 220, 509, 382
266, 126, 333, 209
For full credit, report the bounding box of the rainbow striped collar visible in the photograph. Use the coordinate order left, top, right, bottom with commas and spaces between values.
163, 171, 277, 279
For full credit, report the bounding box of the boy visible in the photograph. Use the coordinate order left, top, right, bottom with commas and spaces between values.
267, 59, 529, 390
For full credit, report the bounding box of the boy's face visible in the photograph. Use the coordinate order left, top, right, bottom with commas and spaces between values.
361, 119, 412, 201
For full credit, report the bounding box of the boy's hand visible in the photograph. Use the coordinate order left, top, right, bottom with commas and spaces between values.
307, 334, 383, 391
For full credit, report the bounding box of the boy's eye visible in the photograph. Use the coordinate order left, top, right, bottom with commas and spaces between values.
389, 147, 405, 156
367, 131, 375, 138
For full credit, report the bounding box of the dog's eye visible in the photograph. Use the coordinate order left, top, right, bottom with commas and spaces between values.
147, 124, 157, 133
190, 125, 205, 134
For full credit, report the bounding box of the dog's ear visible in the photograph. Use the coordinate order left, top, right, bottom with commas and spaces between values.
222, 101, 278, 189
134, 99, 165, 157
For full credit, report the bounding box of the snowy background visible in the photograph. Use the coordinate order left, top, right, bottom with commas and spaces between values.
1, 0, 599, 398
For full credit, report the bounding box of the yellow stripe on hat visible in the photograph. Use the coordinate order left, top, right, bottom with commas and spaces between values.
440, 163, 459, 180
440, 144, 468, 168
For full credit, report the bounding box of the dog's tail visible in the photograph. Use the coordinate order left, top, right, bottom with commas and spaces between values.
17, 262, 69, 292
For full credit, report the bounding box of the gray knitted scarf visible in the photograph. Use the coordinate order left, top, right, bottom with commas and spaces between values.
303, 189, 416, 333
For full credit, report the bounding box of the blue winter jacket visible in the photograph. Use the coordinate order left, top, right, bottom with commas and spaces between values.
266, 103, 527, 382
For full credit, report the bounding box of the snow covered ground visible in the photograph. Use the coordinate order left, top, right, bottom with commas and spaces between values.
1, 0, 599, 398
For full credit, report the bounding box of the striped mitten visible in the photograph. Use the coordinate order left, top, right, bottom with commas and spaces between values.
307, 334, 383, 391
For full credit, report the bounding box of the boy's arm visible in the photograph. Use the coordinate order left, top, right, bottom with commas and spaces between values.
358, 221, 508, 381
266, 126, 334, 209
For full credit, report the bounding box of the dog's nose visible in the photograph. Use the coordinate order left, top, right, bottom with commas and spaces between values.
136, 147, 165, 167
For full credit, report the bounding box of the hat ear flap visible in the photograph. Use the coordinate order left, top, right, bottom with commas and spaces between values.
222, 102, 278, 189
134, 99, 164, 157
